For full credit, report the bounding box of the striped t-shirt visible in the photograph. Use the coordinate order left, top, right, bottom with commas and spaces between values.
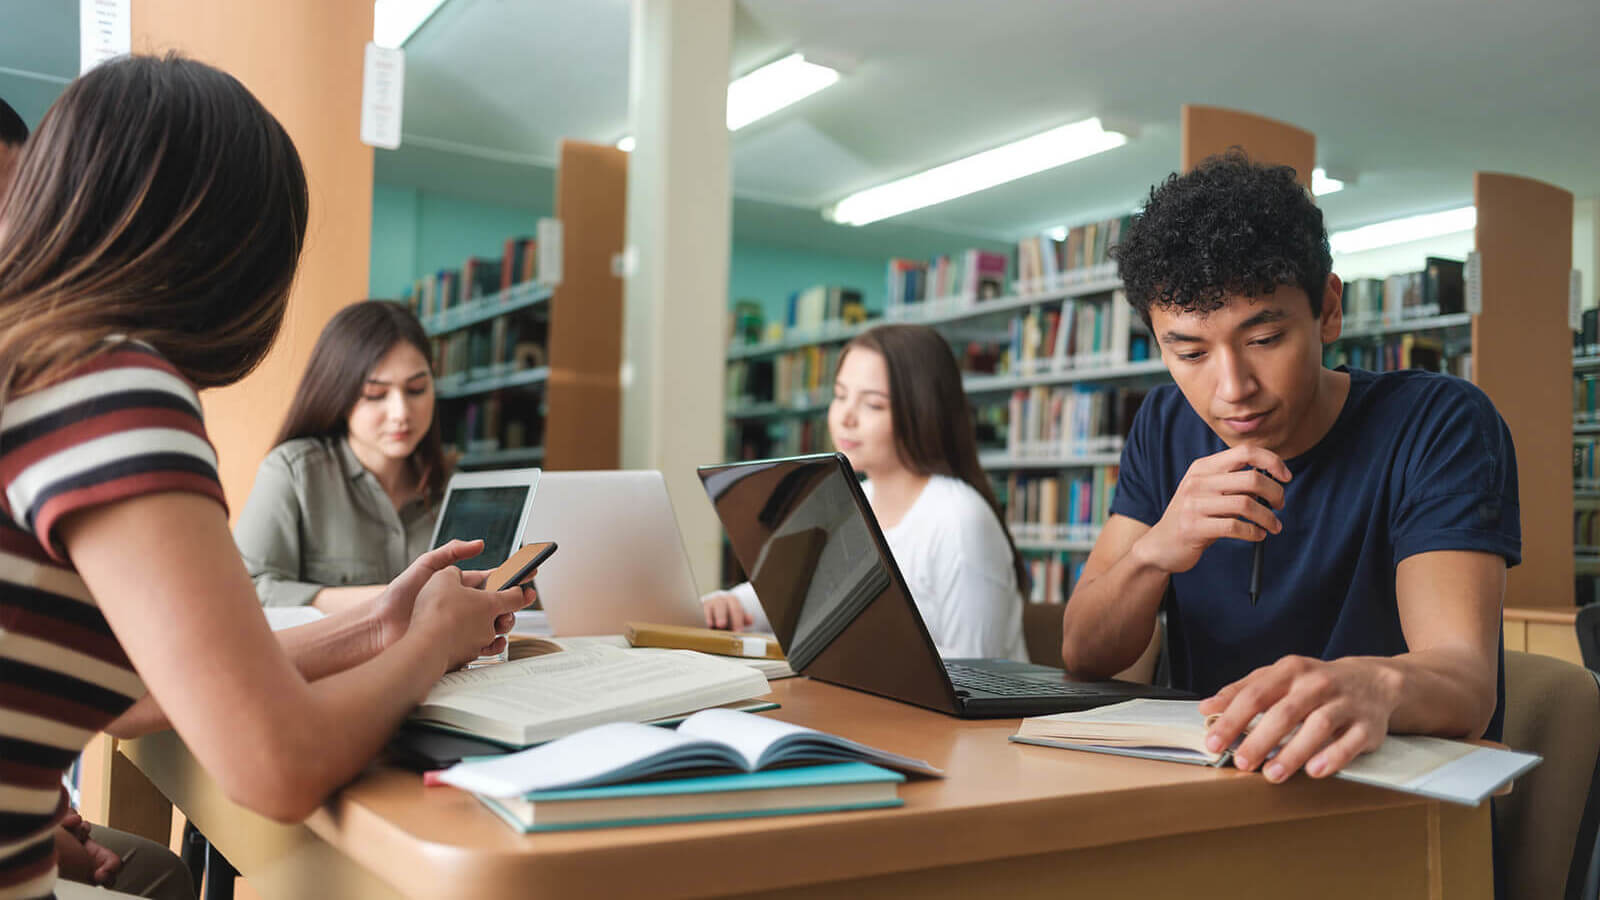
0, 343, 225, 899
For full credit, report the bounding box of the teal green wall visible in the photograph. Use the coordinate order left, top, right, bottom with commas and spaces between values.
728, 242, 888, 325
369, 185, 549, 298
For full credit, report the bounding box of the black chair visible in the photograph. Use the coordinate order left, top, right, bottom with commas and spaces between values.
1576, 603, 1600, 673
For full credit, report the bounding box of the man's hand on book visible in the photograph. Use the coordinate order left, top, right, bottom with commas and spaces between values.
1131, 445, 1290, 575
1197, 655, 1403, 783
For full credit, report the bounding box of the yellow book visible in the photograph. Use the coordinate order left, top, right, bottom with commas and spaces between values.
626, 622, 785, 660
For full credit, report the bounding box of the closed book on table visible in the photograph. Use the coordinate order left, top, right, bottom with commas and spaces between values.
474, 762, 903, 832
626, 622, 784, 659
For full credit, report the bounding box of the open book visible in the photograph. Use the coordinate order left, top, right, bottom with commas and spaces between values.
1011, 698, 1542, 807
410, 641, 770, 747
438, 707, 943, 798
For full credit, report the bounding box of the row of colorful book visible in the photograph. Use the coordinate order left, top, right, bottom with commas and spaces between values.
886, 249, 1009, 310
1341, 257, 1465, 327
1021, 551, 1091, 606
431, 315, 545, 381
997, 294, 1146, 376
404, 223, 558, 323
726, 415, 829, 463
1003, 386, 1146, 460
1577, 437, 1600, 491
1324, 334, 1455, 375
1576, 373, 1600, 423
1014, 216, 1131, 293
441, 391, 543, 461
998, 467, 1119, 545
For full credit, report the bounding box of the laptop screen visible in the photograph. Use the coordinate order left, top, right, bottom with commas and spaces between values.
432, 485, 531, 571
699, 453, 958, 712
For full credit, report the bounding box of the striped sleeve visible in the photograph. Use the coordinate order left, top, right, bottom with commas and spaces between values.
0, 345, 227, 561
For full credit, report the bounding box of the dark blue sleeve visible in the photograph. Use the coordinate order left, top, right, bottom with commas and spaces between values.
1108, 389, 1165, 527
1391, 380, 1521, 566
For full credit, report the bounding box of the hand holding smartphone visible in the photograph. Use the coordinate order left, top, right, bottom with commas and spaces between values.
489, 540, 558, 592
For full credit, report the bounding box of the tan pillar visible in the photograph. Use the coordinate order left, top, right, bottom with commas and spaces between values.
1181, 105, 1315, 184
132, 1, 375, 514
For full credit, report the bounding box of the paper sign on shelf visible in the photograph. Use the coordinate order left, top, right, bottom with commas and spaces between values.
360, 42, 405, 150
1464, 251, 1483, 316
1573, 270, 1586, 332
80, 0, 130, 75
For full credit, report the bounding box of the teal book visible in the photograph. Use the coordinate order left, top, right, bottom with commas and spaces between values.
474, 762, 904, 832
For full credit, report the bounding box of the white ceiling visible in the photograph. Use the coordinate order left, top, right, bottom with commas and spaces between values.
387, 0, 1600, 252
5, 0, 1597, 255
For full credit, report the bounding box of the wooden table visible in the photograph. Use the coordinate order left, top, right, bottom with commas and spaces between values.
118, 677, 1493, 899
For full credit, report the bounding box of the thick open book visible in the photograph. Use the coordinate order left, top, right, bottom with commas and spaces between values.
1011, 698, 1542, 807
410, 642, 770, 746
438, 707, 943, 798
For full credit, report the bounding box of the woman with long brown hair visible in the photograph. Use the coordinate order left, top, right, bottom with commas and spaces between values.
704, 323, 1029, 661
235, 301, 448, 613
0, 56, 526, 900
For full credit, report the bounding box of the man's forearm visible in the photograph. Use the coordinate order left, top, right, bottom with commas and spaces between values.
1061, 542, 1172, 678
1368, 647, 1499, 739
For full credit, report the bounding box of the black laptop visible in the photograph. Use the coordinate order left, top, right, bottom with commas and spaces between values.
697, 452, 1190, 718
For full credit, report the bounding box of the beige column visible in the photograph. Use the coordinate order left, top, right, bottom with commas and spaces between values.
621, 0, 733, 589
131, 1, 375, 514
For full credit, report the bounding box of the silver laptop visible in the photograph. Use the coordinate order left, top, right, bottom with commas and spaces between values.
523, 470, 707, 635
429, 468, 542, 572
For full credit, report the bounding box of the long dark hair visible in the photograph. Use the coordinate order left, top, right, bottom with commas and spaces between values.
273, 301, 448, 503
839, 324, 1029, 597
0, 54, 307, 400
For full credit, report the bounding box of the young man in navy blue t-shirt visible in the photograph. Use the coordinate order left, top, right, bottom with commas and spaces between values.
1062, 152, 1519, 785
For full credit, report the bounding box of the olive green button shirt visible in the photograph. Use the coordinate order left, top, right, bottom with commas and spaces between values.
234, 436, 438, 607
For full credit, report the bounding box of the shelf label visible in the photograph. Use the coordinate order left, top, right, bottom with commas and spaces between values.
360, 42, 405, 150
1574, 269, 1586, 332
537, 218, 563, 287
79, 0, 130, 74
1464, 251, 1483, 316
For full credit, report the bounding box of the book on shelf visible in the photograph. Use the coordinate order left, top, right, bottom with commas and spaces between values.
784, 285, 865, 336
993, 292, 1140, 377
1022, 551, 1090, 605
1577, 309, 1599, 358
1003, 385, 1146, 460
1325, 333, 1452, 375
1014, 216, 1131, 293
1001, 466, 1119, 545
886, 249, 1010, 312
1009, 698, 1541, 807
409, 640, 771, 747
1343, 257, 1465, 329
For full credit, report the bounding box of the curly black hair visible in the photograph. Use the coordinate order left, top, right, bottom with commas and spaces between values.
1111, 149, 1330, 327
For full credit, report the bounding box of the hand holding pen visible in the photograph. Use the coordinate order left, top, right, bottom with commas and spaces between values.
1131, 444, 1289, 579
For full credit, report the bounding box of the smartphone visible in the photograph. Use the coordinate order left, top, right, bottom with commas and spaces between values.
488, 540, 557, 592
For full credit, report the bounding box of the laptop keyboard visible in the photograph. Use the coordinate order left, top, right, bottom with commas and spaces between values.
944, 662, 1103, 697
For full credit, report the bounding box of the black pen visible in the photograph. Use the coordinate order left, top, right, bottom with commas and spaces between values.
1249, 540, 1263, 607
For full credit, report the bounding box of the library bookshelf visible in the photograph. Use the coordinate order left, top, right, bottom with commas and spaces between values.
408, 140, 626, 473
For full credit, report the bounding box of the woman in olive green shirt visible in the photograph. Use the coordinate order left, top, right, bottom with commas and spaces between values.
236, 301, 449, 612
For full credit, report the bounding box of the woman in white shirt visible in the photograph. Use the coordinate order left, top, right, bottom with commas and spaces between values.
704, 324, 1029, 661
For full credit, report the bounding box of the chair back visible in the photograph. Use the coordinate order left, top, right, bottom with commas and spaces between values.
1500, 650, 1600, 900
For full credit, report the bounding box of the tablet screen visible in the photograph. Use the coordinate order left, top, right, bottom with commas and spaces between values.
432, 485, 530, 570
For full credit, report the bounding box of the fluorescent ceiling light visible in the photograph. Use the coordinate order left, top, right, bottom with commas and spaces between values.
614, 53, 840, 152
1047, 226, 1068, 242
1329, 206, 1476, 254
1312, 168, 1344, 196
374, 0, 447, 49
826, 118, 1128, 227
726, 53, 839, 131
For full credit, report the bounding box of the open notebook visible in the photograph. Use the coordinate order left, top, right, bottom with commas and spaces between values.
1011, 698, 1542, 806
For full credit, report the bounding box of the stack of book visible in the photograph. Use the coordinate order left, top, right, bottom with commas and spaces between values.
1341, 257, 1465, 329
436, 708, 942, 832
